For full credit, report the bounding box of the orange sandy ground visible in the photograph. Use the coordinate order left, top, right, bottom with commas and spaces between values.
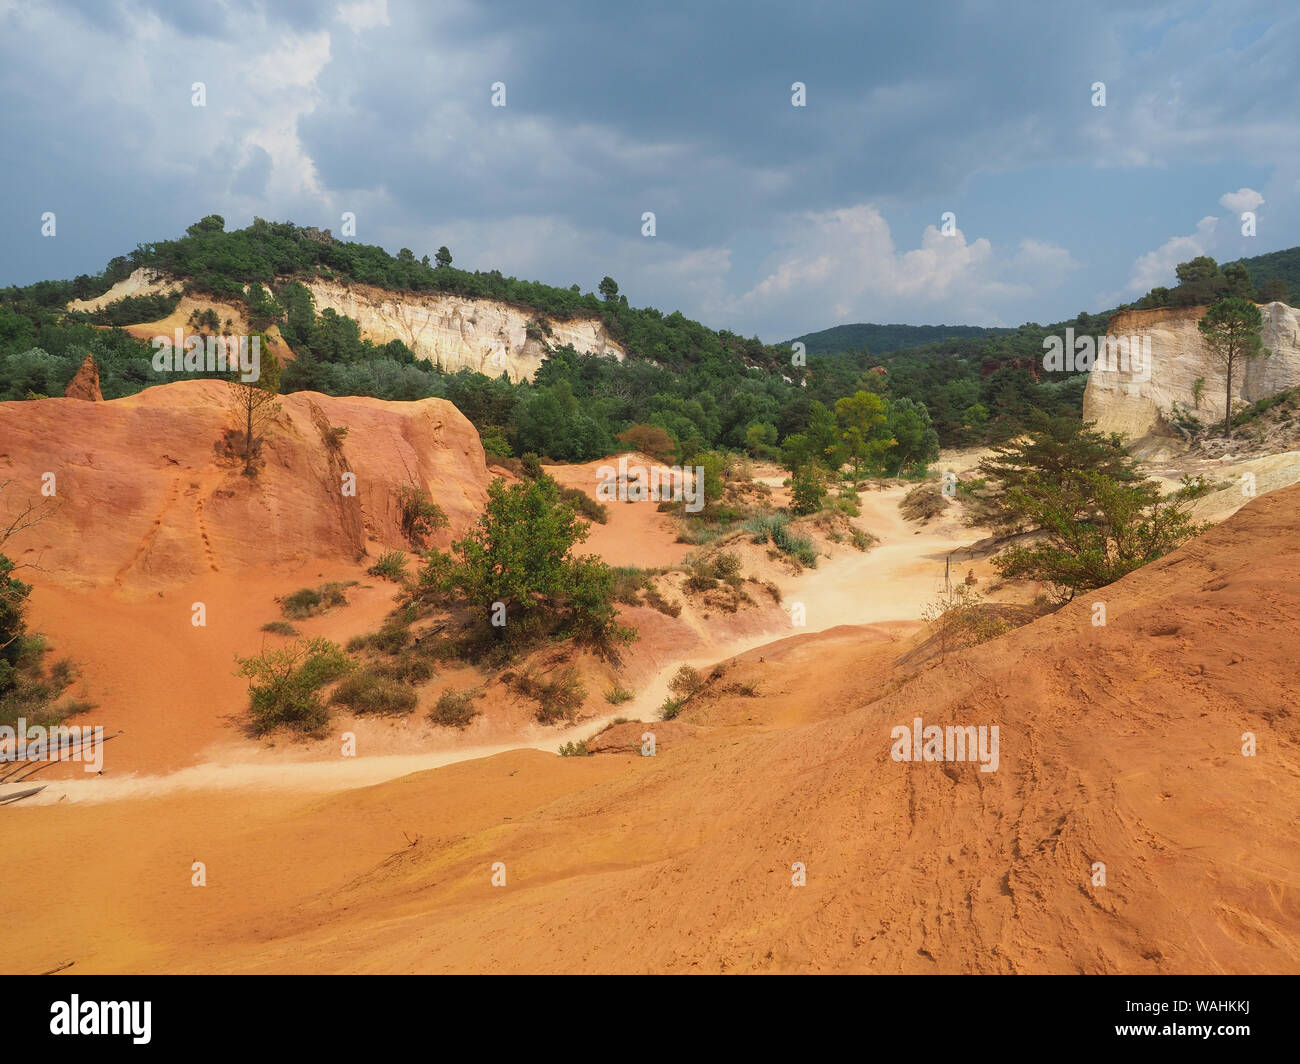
3, 485, 1299, 974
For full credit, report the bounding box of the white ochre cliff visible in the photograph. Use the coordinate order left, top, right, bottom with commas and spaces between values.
304, 280, 625, 382
69, 268, 625, 383
1082, 302, 1300, 440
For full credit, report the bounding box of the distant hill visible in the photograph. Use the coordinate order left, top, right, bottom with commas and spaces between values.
785, 322, 1012, 359
1227, 246, 1300, 304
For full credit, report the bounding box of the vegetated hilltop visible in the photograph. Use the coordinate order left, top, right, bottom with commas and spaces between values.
5, 220, 1300, 467
4, 479, 1297, 974
786, 321, 1012, 358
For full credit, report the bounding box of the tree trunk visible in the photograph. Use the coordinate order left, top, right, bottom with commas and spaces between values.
1223, 355, 1233, 438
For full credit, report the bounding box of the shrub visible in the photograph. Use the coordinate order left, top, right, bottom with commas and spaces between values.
330, 668, 418, 715
659, 697, 684, 721
513, 665, 587, 724
611, 566, 650, 605
642, 584, 681, 617
790, 465, 827, 515
1175, 474, 1216, 501
372, 620, 412, 654
604, 683, 634, 705
282, 581, 353, 619
615, 424, 677, 463
368, 550, 408, 581
744, 513, 785, 543
711, 552, 742, 585
558, 485, 608, 524
282, 588, 322, 619
668, 664, 704, 700
429, 688, 481, 728
771, 523, 817, 568
687, 561, 717, 592
558, 739, 591, 757
397, 485, 449, 547
261, 621, 298, 636
237, 638, 355, 736
377, 647, 437, 684
921, 586, 1010, 661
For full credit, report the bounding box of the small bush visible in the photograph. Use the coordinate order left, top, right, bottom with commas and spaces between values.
921, 586, 1010, 661
687, 561, 717, 591
771, 523, 817, 567
330, 668, 418, 715
712, 552, 742, 584
612, 567, 650, 605
261, 621, 298, 636
559, 486, 608, 524
429, 688, 480, 728
668, 664, 704, 699
659, 697, 685, 721
558, 739, 591, 757
513, 665, 587, 724
397, 485, 449, 547
378, 649, 436, 685
604, 683, 634, 705
790, 466, 827, 515
368, 550, 408, 581
372, 620, 412, 655
282, 588, 322, 619
1175, 473, 1216, 501
237, 638, 355, 736
281, 581, 354, 619
744, 513, 785, 543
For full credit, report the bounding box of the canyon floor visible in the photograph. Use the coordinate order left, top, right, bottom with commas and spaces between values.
1, 399, 1298, 973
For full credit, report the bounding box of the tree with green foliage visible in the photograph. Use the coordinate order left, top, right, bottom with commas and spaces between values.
982, 417, 1205, 602
435, 246, 452, 269
885, 397, 940, 475
418, 477, 632, 651
598, 276, 619, 302
978, 413, 1140, 533
834, 390, 896, 479
1198, 297, 1268, 437
789, 465, 827, 515
0, 552, 31, 695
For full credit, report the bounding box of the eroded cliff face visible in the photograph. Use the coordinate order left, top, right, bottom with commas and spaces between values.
304, 280, 624, 382
1083, 302, 1300, 440
68, 269, 626, 383
0, 379, 489, 592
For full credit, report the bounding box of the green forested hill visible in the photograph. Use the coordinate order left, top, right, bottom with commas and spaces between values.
1227, 246, 1300, 304
785, 321, 1010, 358
3, 218, 1292, 469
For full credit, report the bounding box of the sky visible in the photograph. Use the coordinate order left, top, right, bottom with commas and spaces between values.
1, 0, 1297, 342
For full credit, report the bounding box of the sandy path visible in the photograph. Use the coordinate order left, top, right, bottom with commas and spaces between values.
15, 485, 985, 806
